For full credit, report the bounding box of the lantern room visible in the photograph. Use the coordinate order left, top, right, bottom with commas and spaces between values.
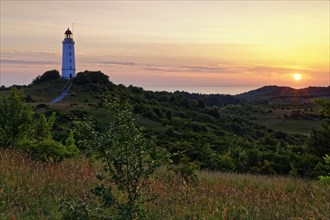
64, 28, 73, 39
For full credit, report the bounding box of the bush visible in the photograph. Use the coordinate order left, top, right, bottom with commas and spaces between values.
319, 176, 330, 185
0, 90, 79, 161
17, 139, 66, 162
17, 134, 79, 162
307, 99, 330, 158
93, 98, 166, 219
74, 71, 113, 88
65, 130, 80, 157
0, 88, 34, 147
32, 70, 60, 84
172, 156, 200, 180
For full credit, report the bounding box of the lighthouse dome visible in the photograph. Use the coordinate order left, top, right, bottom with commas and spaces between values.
65, 28, 72, 35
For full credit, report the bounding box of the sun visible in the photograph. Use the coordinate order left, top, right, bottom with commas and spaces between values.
292, 73, 302, 81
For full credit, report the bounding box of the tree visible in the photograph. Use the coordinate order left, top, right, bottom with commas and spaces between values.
0, 88, 34, 147
65, 130, 79, 157
93, 98, 165, 219
35, 112, 56, 140
317, 99, 330, 117
32, 70, 60, 85
318, 154, 330, 184
73, 119, 98, 152
308, 99, 330, 157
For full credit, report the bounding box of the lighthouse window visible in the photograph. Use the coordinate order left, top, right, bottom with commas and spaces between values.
70, 59, 71, 63
70, 66, 72, 69
69, 52, 71, 56
69, 46, 71, 49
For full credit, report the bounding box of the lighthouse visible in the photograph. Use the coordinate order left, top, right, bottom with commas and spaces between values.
62, 28, 76, 79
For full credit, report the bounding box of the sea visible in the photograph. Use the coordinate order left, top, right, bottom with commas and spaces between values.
143, 86, 259, 95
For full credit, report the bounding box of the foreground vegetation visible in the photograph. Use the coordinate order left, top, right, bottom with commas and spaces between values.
1, 149, 329, 220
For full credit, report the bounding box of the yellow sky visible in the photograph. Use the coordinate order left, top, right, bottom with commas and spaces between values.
1, 1, 329, 91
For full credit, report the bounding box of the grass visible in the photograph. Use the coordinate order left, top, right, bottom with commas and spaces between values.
147, 172, 330, 219
251, 109, 322, 135
0, 149, 96, 220
1, 149, 329, 219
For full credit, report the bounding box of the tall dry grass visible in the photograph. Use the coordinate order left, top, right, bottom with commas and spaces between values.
146, 171, 330, 219
1, 149, 329, 219
0, 148, 96, 219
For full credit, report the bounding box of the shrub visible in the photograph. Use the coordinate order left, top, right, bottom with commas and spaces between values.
35, 112, 56, 140
172, 156, 200, 180
32, 70, 60, 84
34, 139, 68, 162
65, 130, 80, 157
74, 71, 113, 87
17, 139, 66, 162
0, 88, 34, 148
307, 99, 330, 158
93, 98, 166, 219
319, 176, 330, 185
17, 134, 79, 162
73, 120, 98, 152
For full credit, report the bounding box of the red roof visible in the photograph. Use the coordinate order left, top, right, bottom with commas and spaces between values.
65, 28, 72, 35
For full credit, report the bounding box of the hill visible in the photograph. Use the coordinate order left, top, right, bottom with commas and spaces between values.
236, 85, 330, 103
0, 71, 328, 177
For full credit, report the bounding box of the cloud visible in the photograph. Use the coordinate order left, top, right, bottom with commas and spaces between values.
96, 61, 138, 66
0, 59, 58, 66
87, 60, 307, 77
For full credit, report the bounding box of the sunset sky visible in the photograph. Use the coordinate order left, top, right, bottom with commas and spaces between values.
1, 1, 329, 93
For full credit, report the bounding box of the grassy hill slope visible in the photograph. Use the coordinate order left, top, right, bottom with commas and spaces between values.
0, 71, 327, 177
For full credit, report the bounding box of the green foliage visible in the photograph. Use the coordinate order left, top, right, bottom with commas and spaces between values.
324, 154, 330, 164
35, 112, 56, 140
59, 199, 101, 220
0, 88, 34, 147
316, 98, 330, 117
308, 99, 330, 157
318, 176, 330, 185
17, 136, 79, 162
171, 155, 200, 180
318, 154, 330, 184
31, 139, 68, 162
0, 88, 79, 161
3, 71, 326, 177
65, 130, 80, 157
308, 123, 330, 157
93, 98, 165, 219
73, 119, 98, 153
32, 70, 60, 85
74, 71, 113, 91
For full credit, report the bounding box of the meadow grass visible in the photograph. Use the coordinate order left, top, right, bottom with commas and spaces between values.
252, 111, 322, 135
0, 149, 96, 220
146, 171, 329, 219
1, 149, 329, 219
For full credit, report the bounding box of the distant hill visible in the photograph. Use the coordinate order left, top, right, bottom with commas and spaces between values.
236, 85, 330, 103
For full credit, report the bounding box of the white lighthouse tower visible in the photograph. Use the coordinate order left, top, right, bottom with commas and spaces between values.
62, 28, 76, 79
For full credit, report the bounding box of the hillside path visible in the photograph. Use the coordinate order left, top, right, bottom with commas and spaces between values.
50, 79, 72, 103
